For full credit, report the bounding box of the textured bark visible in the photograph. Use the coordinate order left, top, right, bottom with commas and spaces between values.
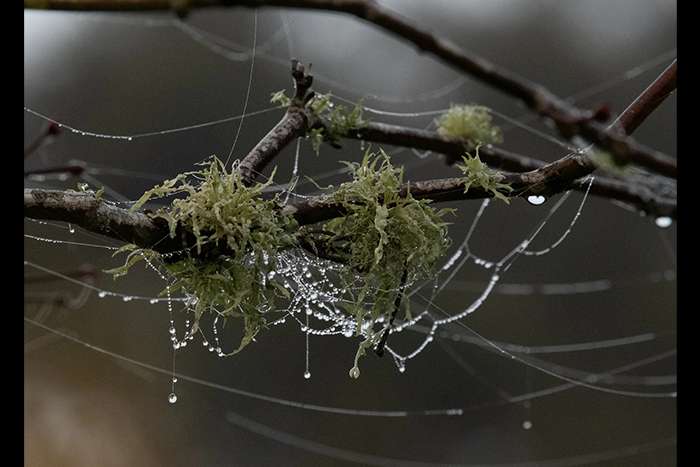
238, 107, 308, 183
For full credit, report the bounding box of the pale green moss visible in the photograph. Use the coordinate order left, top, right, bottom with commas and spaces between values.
456, 148, 513, 204
270, 90, 367, 154
110, 157, 297, 354
436, 104, 503, 147
107, 151, 453, 372
320, 150, 452, 375
589, 149, 631, 176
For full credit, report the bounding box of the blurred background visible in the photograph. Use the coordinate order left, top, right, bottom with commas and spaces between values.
24, 1, 676, 465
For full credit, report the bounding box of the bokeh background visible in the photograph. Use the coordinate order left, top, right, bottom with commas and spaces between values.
24, 1, 676, 465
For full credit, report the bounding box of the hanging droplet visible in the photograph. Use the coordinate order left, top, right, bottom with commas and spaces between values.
122, 296, 133, 302
98, 291, 107, 298
168, 393, 178, 404
149, 299, 158, 304
655, 216, 672, 228
527, 195, 546, 206
169, 326, 176, 335
522, 420, 533, 430
68, 224, 75, 234
171, 377, 178, 383
303, 371, 311, 379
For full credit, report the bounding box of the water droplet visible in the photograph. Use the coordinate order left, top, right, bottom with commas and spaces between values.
349, 366, 360, 379
303, 371, 311, 379
98, 291, 107, 298
169, 326, 176, 335
168, 393, 178, 404
527, 195, 546, 206
149, 299, 158, 304
398, 365, 406, 373
655, 216, 672, 228
172, 377, 178, 383
522, 420, 533, 430
122, 296, 133, 302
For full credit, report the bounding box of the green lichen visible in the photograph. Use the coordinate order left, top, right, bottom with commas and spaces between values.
456, 148, 513, 204
270, 90, 367, 154
436, 104, 503, 147
106, 150, 454, 375
319, 150, 452, 375
588, 149, 632, 176
109, 156, 297, 354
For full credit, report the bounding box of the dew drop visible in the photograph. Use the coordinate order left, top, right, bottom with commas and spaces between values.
168, 393, 178, 404
522, 420, 533, 430
303, 371, 311, 379
172, 377, 178, 383
527, 195, 546, 206
655, 216, 672, 228
98, 291, 107, 298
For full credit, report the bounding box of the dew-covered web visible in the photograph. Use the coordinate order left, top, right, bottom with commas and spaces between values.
24, 8, 676, 465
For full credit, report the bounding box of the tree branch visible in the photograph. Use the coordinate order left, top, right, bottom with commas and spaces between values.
238, 60, 313, 183
25, 0, 677, 178
615, 59, 677, 136
24, 189, 188, 253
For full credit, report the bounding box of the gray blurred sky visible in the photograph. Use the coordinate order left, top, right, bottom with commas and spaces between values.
25, 1, 676, 466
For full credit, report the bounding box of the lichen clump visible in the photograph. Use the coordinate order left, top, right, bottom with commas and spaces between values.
456, 149, 513, 204
588, 148, 631, 176
436, 104, 503, 147
271, 90, 366, 154
111, 157, 297, 354
320, 150, 452, 376
108, 151, 455, 377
